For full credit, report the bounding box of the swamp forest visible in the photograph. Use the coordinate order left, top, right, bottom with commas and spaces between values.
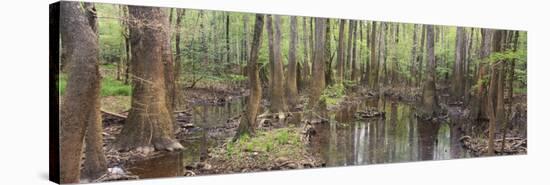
54, 1, 527, 184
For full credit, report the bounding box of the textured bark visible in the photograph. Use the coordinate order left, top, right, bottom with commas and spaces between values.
286, 16, 299, 110
452, 27, 467, 101
421, 25, 437, 116
487, 30, 505, 155
116, 6, 183, 153
235, 14, 264, 139
309, 18, 327, 111
269, 15, 288, 113
59, 2, 102, 183
336, 20, 346, 83
473, 29, 493, 121
80, 2, 107, 181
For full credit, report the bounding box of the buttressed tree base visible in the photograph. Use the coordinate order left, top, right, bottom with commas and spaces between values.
50, 1, 528, 184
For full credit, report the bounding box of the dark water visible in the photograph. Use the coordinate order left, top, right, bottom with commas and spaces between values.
127, 96, 470, 178
310, 97, 470, 167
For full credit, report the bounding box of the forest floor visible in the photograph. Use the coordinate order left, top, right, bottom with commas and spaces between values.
94, 82, 527, 181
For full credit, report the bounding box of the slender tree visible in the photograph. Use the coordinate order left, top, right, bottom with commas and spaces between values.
269, 15, 288, 114
336, 20, 347, 83
234, 14, 264, 139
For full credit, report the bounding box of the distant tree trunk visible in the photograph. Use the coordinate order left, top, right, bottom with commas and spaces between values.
174, 9, 185, 91
270, 15, 287, 113
464, 28, 474, 104
452, 27, 467, 102
336, 20, 346, 83
324, 19, 333, 85
266, 15, 275, 100
391, 24, 399, 85
417, 25, 426, 86
286, 16, 299, 110
351, 21, 359, 82
309, 18, 327, 111
59, 2, 102, 183
302, 17, 310, 88
346, 20, 354, 80
421, 25, 438, 116
120, 5, 131, 85
507, 31, 519, 111
473, 29, 492, 122
226, 14, 230, 64
116, 6, 183, 153
241, 15, 249, 77
410, 24, 418, 86
487, 30, 505, 155
235, 14, 264, 139
378, 23, 387, 86
80, 3, 108, 181
368, 22, 377, 89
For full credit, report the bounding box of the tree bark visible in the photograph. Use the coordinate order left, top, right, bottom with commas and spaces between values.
336, 20, 346, 83
235, 14, 264, 139
452, 27, 466, 101
368, 22, 377, 89
80, 2, 108, 181
59, 2, 103, 183
286, 16, 299, 110
116, 6, 183, 153
309, 18, 327, 111
410, 24, 418, 86
351, 21, 359, 82
269, 15, 287, 113
421, 25, 437, 116
417, 25, 426, 86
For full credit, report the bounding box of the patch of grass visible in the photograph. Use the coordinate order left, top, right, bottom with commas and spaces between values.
225, 127, 304, 161
58, 73, 131, 97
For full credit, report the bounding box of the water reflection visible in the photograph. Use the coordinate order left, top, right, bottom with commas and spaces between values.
312, 97, 468, 167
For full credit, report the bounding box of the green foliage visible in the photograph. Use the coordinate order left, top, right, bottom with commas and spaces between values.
320, 83, 346, 106
58, 73, 131, 97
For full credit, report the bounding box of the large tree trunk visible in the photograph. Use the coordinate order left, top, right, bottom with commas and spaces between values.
487, 30, 506, 155
80, 3, 108, 181
421, 25, 438, 116
309, 18, 327, 111
235, 14, 264, 139
59, 2, 103, 183
473, 29, 493, 121
286, 16, 299, 110
269, 15, 288, 114
336, 20, 346, 83
452, 27, 466, 101
116, 6, 183, 153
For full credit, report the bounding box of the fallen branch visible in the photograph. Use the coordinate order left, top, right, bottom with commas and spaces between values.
101, 109, 127, 119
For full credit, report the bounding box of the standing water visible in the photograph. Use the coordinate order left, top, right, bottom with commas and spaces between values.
126, 96, 470, 178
